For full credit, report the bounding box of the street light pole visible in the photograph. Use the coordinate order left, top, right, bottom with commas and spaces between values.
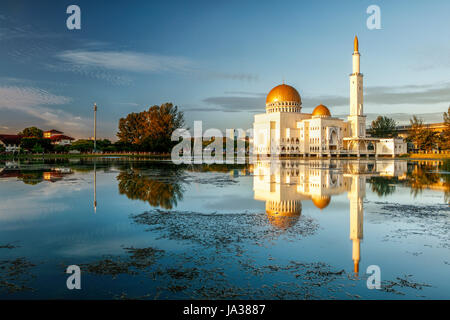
93, 103, 97, 153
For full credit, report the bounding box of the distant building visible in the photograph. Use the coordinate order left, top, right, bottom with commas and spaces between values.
396, 122, 446, 139
49, 134, 75, 146
43, 129, 64, 138
0, 134, 21, 152
43, 129, 74, 145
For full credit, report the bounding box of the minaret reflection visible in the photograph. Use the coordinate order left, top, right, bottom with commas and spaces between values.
93, 161, 97, 213
348, 175, 364, 274
252, 159, 406, 274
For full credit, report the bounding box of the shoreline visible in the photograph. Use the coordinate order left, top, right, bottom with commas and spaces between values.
1, 152, 449, 161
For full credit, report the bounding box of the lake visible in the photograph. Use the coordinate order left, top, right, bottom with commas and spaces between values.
0, 158, 449, 299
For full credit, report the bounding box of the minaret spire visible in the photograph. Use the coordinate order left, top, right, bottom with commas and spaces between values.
348, 35, 365, 137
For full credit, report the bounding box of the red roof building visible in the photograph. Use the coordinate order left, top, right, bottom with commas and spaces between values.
0, 134, 21, 152
49, 134, 75, 145
43, 129, 64, 138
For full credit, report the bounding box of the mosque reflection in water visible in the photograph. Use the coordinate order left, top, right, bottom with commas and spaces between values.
1, 158, 449, 277
252, 160, 408, 274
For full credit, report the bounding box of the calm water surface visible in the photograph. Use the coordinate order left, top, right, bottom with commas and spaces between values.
0, 158, 449, 299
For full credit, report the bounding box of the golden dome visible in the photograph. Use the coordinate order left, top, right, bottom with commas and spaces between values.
311, 196, 331, 210
266, 209, 301, 229
266, 84, 301, 105
312, 104, 331, 117
266, 200, 301, 229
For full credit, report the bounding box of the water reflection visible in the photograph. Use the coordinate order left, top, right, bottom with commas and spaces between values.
116, 165, 185, 210
0, 158, 449, 299
253, 159, 410, 274
0, 160, 74, 184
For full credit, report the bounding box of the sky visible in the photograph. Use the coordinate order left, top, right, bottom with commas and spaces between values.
0, 0, 449, 140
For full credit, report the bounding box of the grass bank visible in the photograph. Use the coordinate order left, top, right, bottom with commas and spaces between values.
0, 153, 171, 160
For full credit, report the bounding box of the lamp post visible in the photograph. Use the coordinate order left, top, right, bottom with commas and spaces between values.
93, 103, 97, 153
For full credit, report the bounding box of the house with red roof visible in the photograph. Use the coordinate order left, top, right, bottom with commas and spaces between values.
43, 129, 64, 138
49, 134, 75, 146
0, 134, 21, 152
43, 129, 74, 146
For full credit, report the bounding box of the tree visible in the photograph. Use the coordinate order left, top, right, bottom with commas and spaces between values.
439, 106, 450, 150
20, 137, 52, 152
117, 103, 185, 153
54, 144, 70, 153
19, 127, 43, 138
113, 141, 135, 152
117, 112, 148, 144
32, 144, 44, 154
70, 139, 94, 153
369, 116, 398, 138
417, 129, 439, 152
407, 115, 424, 151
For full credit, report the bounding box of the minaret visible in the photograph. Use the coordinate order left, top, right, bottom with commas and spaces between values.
348, 36, 366, 138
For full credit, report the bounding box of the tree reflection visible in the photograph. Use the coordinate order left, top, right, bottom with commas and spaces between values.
369, 176, 397, 197
117, 166, 185, 209
406, 160, 450, 203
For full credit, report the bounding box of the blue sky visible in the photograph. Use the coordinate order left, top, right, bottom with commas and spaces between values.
0, 0, 449, 139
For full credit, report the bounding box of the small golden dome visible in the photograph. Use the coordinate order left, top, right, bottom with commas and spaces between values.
311, 196, 331, 210
266, 84, 301, 105
312, 104, 331, 117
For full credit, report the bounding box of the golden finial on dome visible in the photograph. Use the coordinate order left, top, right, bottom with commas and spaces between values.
354, 35, 359, 52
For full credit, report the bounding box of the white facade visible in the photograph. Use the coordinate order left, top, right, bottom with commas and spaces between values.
376, 138, 407, 156
253, 36, 407, 157
0, 140, 20, 152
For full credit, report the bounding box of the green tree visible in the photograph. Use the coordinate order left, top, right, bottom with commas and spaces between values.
439, 106, 450, 150
0, 144, 5, 153
70, 139, 94, 153
19, 127, 43, 138
96, 139, 112, 151
113, 141, 135, 152
417, 129, 439, 152
20, 137, 52, 152
369, 116, 398, 138
117, 103, 185, 153
54, 144, 69, 153
407, 115, 424, 151
32, 144, 44, 154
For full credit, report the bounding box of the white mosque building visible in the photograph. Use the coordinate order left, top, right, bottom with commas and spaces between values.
253, 36, 407, 157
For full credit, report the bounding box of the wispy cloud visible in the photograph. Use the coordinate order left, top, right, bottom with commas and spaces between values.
207, 72, 259, 82
0, 86, 89, 136
45, 62, 133, 86
116, 102, 140, 107
54, 49, 259, 83
56, 50, 193, 73
201, 92, 348, 113
365, 82, 450, 105
201, 81, 450, 113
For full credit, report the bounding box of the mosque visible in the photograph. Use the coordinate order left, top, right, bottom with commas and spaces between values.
253, 36, 407, 157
